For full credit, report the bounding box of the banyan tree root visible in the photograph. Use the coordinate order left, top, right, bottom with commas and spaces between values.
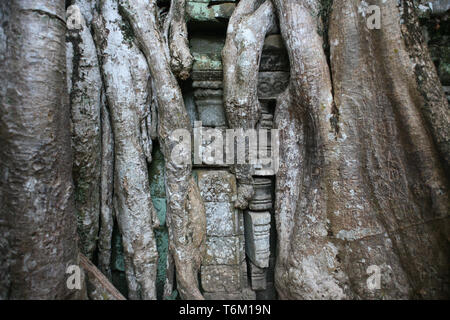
271, 0, 345, 300
269, 0, 449, 299
92, 0, 158, 300
165, 0, 194, 80
66, 3, 102, 261
399, 0, 450, 171
118, 0, 206, 300
223, 0, 275, 130
326, 0, 449, 299
174, 177, 207, 300
222, 0, 276, 209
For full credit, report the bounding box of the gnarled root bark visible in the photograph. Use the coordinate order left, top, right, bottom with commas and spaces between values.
66, 3, 102, 261
118, 0, 206, 299
93, 0, 158, 300
165, 0, 194, 80
272, 0, 345, 300
222, 0, 276, 209
271, 0, 449, 299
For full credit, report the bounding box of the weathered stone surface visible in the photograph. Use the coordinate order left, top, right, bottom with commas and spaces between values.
255, 285, 277, 300
257, 72, 290, 99
204, 202, 239, 236
256, 255, 277, 299
239, 256, 249, 283
194, 89, 227, 127
190, 36, 228, 129
193, 80, 223, 89
201, 265, 241, 292
152, 198, 167, 227
259, 113, 274, 130
187, 1, 235, 23
183, 88, 198, 128
244, 211, 271, 268
249, 178, 273, 211
254, 113, 277, 176
197, 170, 237, 202
260, 35, 290, 71
196, 169, 253, 298
242, 287, 257, 300
204, 236, 240, 265
239, 211, 245, 236
148, 144, 169, 299
190, 35, 225, 71
195, 127, 230, 166
192, 70, 223, 81
263, 34, 284, 51
249, 261, 267, 292
148, 145, 166, 199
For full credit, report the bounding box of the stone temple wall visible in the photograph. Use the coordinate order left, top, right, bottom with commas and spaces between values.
109, 0, 289, 300
183, 0, 289, 300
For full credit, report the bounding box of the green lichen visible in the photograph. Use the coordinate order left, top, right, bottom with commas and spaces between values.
186, 1, 235, 23
192, 52, 223, 70
149, 143, 170, 300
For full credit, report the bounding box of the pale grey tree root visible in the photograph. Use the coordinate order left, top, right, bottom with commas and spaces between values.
222, 0, 276, 209
399, 1, 450, 171
92, 0, 158, 300
66, 3, 102, 261
117, 0, 206, 300
166, 0, 194, 80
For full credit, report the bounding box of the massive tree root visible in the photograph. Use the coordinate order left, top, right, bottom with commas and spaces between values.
118, 0, 206, 299
61, 0, 206, 299
92, 0, 158, 300
269, 0, 449, 299
222, 0, 276, 209
271, 0, 346, 299
66, 2, 102, 261
165, 0, 194, 80
223, 0, 449, 299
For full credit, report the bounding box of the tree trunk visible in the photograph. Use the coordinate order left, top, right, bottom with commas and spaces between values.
0, 0, 79, 299
272, 0, 449, 299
